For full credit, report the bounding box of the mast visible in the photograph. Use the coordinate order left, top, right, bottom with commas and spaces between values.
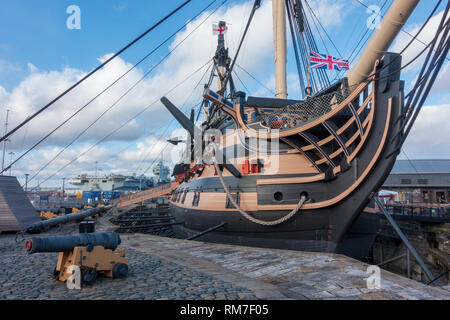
273, 0, 287, 99
214, 21, 228, 92
346, 0, 420, 89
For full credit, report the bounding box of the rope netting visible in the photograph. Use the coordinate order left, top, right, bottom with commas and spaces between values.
260, 87, 351, 130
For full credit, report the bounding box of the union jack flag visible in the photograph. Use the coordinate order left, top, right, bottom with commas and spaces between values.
309, 49, 349, 71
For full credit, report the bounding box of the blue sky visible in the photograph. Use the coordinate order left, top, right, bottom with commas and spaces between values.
0, 1, 218, 90
0, 0, 442, 91
0, 0, 448, 187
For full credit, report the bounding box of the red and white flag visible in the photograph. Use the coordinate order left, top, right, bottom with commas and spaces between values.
213, 24, 227, 36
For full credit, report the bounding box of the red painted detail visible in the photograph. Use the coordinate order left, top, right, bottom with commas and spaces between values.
25, 240, 32, 252
175, 164, 213, 182
242, 160, 250, 175
251, 161, 259, 174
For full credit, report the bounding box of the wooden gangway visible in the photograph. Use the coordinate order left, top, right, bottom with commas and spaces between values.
0, 176, 40, 232
114, 182, 179, 209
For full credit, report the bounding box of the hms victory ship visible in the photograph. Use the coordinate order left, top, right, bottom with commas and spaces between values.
102, 0, 449, 259
153, 0, 449, 259
0, 0, 446, 261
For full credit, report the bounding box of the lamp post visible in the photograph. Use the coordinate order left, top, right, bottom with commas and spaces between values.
62, 177, 65, 199
8, 151, 14, 176
25, 174, 29, 193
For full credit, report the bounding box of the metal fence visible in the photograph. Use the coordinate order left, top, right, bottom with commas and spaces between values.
384, 204, 450, 222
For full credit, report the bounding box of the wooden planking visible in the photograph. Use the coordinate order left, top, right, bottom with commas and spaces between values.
0, 192, 21, 231
0, 176, 40, 231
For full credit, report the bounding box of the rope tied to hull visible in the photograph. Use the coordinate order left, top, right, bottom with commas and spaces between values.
208, 143, 306, 226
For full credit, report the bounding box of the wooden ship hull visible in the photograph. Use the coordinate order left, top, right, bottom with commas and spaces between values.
160, 0, 424, 259
169, 59, 404, 258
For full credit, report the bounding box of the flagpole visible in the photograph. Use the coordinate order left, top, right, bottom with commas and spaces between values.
307, 48, 311, 97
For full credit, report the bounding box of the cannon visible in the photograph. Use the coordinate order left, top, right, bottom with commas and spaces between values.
25, 232, 128, 286
40, 211, 59, 220
25, 205, 112, 234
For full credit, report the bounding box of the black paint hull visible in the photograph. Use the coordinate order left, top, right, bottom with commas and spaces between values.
170, 76, 404, 259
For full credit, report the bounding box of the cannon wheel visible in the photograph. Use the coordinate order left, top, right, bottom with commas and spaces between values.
112, 263, 128, 279
82, 268, 98, 285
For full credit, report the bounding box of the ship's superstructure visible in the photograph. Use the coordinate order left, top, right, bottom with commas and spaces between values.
69, 173, 153, 192
152, 162, 171, 184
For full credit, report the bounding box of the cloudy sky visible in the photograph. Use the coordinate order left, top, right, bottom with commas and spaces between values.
0, 0, 448, 189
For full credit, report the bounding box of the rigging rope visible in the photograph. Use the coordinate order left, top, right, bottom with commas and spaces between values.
303, 0, 347, 82
333, 0, 389, 82
0, 0, 193, 144
353, 0, 450, 63
399, 3, 450, 148
219, 0, 261, 95
235, 64, 275, 95
232, 70, 250, 93
331, 0, 444, 87
136, 62, 213, 175
27, 59, 212, 191
286, 0, 306, 97
208, 143, 306, 226
12, 0, 228, 178
286, 0, 331, 93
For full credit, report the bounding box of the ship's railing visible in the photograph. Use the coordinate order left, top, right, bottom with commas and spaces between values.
232, 64, 378, 172
259, 87, 351, 130
114, 182, 179, 209
305, 83, 375, 168
234, 64, 378, 138
383, 204, 450, 222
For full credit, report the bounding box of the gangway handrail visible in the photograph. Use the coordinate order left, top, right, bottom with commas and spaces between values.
114, 182, 179, 209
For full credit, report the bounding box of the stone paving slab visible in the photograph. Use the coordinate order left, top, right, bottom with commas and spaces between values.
120, 233, 450, 300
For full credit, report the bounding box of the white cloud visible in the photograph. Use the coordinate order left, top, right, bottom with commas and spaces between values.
0, 0, 350, 187
391, 10, 446, 72
27, 63, 38, 73
306, 0, 348, 28
431, 61, 450, 95
0, 85, 7, 101
0, 1, 277, 151
402, 104, 450, 159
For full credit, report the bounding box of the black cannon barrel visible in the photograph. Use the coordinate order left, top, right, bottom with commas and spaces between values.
25, 232, 121, 254
25, 205, 112, 233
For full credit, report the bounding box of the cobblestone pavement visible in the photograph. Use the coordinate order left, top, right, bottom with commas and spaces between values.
2, 222, 450, 300
122, 234, 450, 300
0, 228, 257, 300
